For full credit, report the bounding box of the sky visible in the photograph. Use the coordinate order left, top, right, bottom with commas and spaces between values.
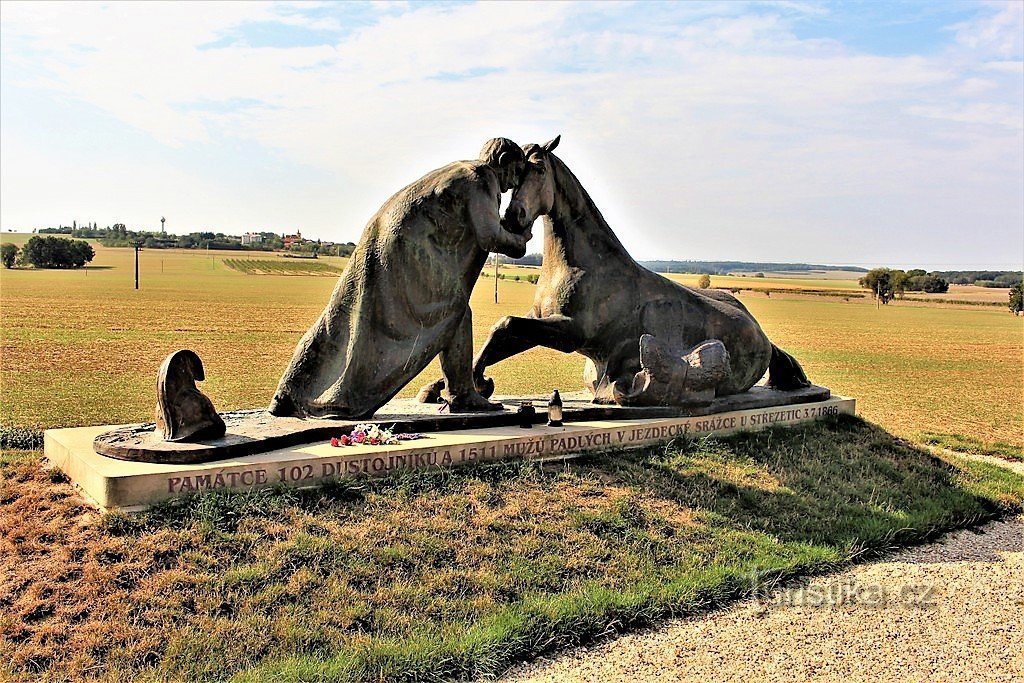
1, 1, 1022, 270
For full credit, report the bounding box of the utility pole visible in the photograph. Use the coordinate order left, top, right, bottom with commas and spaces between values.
133, 240, 142, 289
493, 254, 500, 303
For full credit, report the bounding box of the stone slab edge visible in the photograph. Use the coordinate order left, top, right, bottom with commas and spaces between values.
47, 396, 855, 511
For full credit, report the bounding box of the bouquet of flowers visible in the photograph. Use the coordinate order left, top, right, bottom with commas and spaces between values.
330, 423, 422, 447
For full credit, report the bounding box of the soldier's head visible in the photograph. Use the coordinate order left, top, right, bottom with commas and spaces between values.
479, 137, 525, 192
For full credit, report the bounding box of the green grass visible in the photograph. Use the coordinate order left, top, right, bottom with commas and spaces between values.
2, 415, 1021, 682
920, 432, 1023, 462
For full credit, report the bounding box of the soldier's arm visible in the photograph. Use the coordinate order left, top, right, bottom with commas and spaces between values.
467, 177, 528, 258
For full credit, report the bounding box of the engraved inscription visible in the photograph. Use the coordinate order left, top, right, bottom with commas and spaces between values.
163, 400, 851, 495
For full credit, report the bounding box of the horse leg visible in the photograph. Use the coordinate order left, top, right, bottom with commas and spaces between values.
473, 314, 582, 396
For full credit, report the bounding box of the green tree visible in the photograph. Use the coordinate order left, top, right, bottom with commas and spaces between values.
20, 236, 94, 269
891, 269, 908, 299
920, 274, 948, 293
1010, 282, 1023, 315
697, 274, 711, 289
859, 267, 907, 304
1, 243, 17, 268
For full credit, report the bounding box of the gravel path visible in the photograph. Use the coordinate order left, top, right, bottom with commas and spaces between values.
499, 515, 1024, 682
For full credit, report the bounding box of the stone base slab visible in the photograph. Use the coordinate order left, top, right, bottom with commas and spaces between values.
92, 385, 832, 464
46, 395, 855, 511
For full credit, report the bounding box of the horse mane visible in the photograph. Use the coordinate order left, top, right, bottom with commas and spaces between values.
534, 147, 635, 263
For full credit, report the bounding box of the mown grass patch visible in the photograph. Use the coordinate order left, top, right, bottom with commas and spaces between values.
1, 415, 1021, 682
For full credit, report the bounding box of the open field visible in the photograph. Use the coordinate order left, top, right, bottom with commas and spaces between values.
2, 238, 1021, 451
906, 284, 1013, 304
1, 416, 1022, 682
663, 273, 862, 291
0, 232, 61, 247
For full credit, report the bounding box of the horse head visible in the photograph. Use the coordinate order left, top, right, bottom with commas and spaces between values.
505, 135, 560, 234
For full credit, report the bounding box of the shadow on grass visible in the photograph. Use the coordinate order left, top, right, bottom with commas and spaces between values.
5, 415, 1022, 683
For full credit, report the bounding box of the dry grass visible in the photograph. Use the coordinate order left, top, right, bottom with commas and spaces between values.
0, 241, 577, 430
2, 239, 1021, 451
1, 417, 1021, 682
906, 284, 1012, 304
736, 295, 1023, 451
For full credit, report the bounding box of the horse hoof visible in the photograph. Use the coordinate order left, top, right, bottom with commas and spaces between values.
475, 376, 495, 398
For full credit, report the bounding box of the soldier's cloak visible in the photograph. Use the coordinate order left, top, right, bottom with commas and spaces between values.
269, 161, 499, 418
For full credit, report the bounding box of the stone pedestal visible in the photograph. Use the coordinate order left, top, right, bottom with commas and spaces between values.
45, 393, 855, 511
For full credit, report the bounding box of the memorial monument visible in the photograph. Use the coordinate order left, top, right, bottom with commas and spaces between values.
45, 135, 853, 511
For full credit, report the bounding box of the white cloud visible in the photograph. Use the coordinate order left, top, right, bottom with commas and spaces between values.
1, 1, 1021, 267
951, 0, 1023, 59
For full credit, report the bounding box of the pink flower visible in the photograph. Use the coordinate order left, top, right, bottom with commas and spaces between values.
330, 437, 340, 447
368, 436, 381, 445
339, 434, 350, 446
353, 432, 366, 444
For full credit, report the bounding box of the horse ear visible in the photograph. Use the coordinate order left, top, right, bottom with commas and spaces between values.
184, 349, 205, 382
542, 135, 561, 153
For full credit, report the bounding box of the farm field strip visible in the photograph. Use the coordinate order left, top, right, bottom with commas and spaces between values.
223, 258, 346, 276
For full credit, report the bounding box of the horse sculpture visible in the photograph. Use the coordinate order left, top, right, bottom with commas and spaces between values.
467, 135, 810, 406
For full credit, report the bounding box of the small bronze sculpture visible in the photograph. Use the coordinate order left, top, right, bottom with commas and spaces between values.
155, 350, 226, 442
471, 136, 810, 406
269, 139, 529, 419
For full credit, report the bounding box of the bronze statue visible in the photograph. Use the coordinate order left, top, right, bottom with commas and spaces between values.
470, 136, 810, 406
155, 350, 226, 441
269, 139, 529, 419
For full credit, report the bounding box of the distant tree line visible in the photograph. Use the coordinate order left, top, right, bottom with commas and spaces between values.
479, 271, 540, 284
486, 253, 543, 267
638, 260, 868, 275
3, 236, 94, 269
34, 224, 356, 256
932, 270, 1022, 287
505, 253, 543, 266
482, 256, 869, 275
